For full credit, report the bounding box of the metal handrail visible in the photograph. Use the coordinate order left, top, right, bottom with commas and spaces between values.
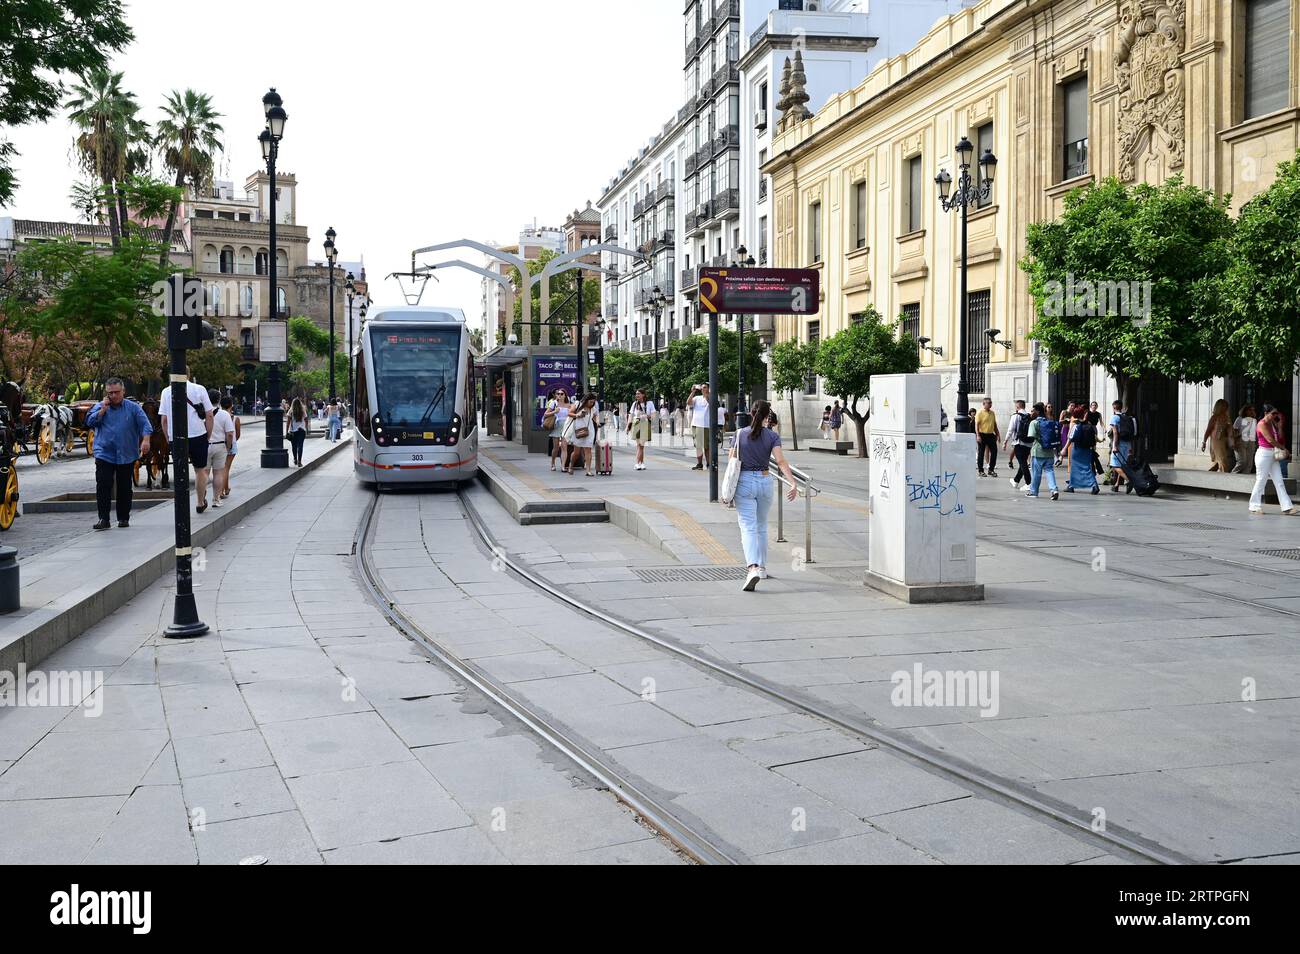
769, 454, 819, 563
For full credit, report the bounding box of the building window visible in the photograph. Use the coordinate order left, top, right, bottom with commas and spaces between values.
904, 155, 923, 234
809, 200, 822, 264
1245, 0, 1291, 119
852, 180, 867, 249
900, 302, 920, 342
966, 291, 991, 393
975, 123, 993, 208
1062, 76, 1089, 180
804, 319, 821, 394
850, 312, 866, 326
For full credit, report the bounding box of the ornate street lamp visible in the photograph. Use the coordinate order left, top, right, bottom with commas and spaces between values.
935, 136, 996, 434
259, 88, 290, 467
345, 272, 355, 421
324, 227, 337, 404
731, 245, 756, 428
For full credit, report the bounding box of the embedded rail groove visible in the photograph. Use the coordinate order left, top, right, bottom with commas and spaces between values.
353, 492, 743, 866
452, 488, 1195, 865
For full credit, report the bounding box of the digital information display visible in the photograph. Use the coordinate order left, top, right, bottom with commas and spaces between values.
697, 267, 820, 315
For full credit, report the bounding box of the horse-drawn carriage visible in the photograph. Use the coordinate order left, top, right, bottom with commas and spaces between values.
1, 383, 97, 463
0, 405, 18, 531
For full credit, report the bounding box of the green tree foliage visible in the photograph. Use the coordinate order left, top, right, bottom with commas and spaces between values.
155, 89, 223, 266
0, 0, 132, 204
768, 338, 819, 450
509, 250, 601, 346
600, 348, 655, 406
816, 309, 919, 457
650, 326, 765, 410
188, 340, 243, 394
1206, 152, 1300, 382
284, 315, 347, 401
1021, 176, 1234, 409
19, 235, 172, 394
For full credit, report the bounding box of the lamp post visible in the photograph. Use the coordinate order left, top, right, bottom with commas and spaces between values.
649, 286, 667, 427
324, 227, 337, 404
345, 272, 355, 421
259, 88, 290, 468
935, 137, 996, 434
732, 245, 756, 429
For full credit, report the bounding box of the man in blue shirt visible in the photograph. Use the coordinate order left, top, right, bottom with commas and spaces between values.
86, 377, 152, 530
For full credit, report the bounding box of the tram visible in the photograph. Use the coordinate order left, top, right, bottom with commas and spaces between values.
352, 305, 479, 486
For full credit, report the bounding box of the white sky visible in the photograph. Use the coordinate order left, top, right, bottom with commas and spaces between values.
0, 0, 683, 316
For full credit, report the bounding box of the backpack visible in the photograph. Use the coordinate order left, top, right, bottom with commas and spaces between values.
1036, 418, 1062, 450
1013, 411, 1032, 445
1116, 414, 1136, 441
1072, 422, 1097, 449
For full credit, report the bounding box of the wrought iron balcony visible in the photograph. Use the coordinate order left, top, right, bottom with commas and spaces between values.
694, 145, 713, 171
678, 103, 693, 124
685, 152, 699, 177
685, 35, 699, 59
711, 63, 739, 92
604, 302, 617, 318
713, 124, 740, 155
685, 211, 702, 234
681, 268, 698, 290
241, 346, 257, 361
654, 182, 674, 205
633, 198, 646, 219
758, 178, 768, 201
604, 223, 617, 241
758, 246, 768, 266
657, 229, 675, 249
712, 187, 740, 218
710, 253, 730, 268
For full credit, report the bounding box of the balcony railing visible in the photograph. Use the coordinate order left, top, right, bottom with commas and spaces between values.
710, 253, 730, 268
633, 198, 646, 219
750, 21, 770, 49
711, 63, 739, 92
681, 268, 699, 289
241, 346, 257, 361
713, 124, 740, 155
685, 153, 698, 177
604, 223, 617, 241
758, 178, 768, 201
604, 302, 618, 318
654, 182, 674, 205
685, 210, 701, 234
758, 246, 768, 266
694, 145, 712, 171
713, 187, 740, 218
657, 229, 675, 249
685, 35, 699, 59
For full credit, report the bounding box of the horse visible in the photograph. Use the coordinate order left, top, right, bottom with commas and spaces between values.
136, 397, 170, 490
31, 402, 74, 457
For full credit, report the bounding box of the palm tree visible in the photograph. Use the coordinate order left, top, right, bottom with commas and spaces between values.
155, 90, 223, 266
66, 68, 141, 248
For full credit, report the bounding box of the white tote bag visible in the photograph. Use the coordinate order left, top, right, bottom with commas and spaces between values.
720, 442, 741, 504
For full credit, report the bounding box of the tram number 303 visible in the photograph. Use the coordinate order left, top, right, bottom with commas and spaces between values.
411, 455, 424, 461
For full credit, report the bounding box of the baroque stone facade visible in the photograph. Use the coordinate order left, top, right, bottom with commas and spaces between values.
763, 0, 1300, 461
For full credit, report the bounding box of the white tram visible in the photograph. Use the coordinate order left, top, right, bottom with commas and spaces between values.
352, 306, 479, 486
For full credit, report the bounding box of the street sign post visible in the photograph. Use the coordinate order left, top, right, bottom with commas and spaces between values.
697, 267, 819, 316
163, 274, 208, 638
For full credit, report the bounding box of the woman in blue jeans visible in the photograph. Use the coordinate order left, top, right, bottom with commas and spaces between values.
730, 400, 797, 591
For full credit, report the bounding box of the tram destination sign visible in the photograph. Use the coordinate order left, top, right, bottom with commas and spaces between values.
697, 267, 820, 315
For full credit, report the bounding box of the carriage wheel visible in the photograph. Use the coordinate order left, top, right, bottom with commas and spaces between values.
0, 467, 17, 531
85, 430, 94, 456
37, 433, 52, 465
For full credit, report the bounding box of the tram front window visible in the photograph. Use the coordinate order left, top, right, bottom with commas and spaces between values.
370, 327, 461, 428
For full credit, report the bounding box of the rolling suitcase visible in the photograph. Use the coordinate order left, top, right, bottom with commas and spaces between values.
596, 440, 613, 476
1120, 456, 1159, 496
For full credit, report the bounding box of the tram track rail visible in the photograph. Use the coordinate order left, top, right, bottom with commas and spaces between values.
444, 485, 1197, 865
353, 491, 744, 866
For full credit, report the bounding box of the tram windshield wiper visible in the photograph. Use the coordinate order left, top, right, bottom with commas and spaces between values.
421, 379, 447, 424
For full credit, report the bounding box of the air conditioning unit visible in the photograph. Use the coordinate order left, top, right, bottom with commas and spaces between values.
755, 107, 768, 129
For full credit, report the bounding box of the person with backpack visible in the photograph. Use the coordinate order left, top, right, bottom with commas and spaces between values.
1002, 399, 1033, 490
1108, 400, 1136, 494
1024, 402, 1060, 500
1062, 408, 1100, 493
1249, 405, 1295, 515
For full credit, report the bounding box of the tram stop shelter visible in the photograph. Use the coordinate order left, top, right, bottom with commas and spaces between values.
479, 344, 584, 454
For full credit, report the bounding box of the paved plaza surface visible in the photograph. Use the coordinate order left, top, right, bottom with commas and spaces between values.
1, 429, 1295, 864
5, 420, 268, 563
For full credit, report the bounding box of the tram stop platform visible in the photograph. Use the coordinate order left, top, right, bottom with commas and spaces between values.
0, 434, 351, 675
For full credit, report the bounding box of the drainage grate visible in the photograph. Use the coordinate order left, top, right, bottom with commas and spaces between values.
1253, 548, 1300, 561
634, 566, 747, 583
549, 487, 589, 493
1170, 522, 1231, 531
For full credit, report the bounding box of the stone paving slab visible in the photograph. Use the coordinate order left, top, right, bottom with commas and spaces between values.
463, 434, 1300, 863
0, 453, 682, 865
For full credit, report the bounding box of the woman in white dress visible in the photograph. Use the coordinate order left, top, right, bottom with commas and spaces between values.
626, 388, 656, 471
565, 394, 598, 476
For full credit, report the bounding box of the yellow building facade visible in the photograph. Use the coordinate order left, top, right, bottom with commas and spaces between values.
765, 0, 1300, 464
